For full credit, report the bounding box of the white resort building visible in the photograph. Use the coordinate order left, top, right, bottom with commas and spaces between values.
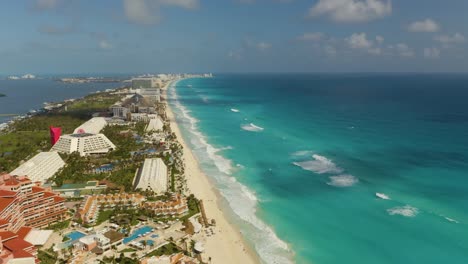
134, 158, 168, 193
51, 133, 116, 156
73, 117, 108, 134
9, 152, 65, 183
146, 116, 164, 132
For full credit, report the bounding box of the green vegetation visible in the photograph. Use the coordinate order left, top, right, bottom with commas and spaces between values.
146, 242, 180, 257
96, 210, 114, 225
170, 167, 176, 192
180, 194, 200, 221
120, 248, 136, 253
107, 164, 140, 192
67, 93, 121, 118
38, 248, 58, 264
53, 153, 93, 186
48, 220, 70, 231
102, 254, 138, 264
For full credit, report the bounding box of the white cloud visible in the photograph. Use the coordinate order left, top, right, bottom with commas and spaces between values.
434, 33, 465, 44
376, 35, 384, 44
257, 42, 272, 51
407, 19, 440, 33
298, 32, 324, 41
395, 43, 415, 57
123, 0, 199, 25
308, 0, 392, 23
346, 33, 373, 49
99, 40, 112, 50
423, 47, 440, 59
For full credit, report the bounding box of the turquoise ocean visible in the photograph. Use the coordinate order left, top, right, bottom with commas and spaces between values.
168, 74, 468, 264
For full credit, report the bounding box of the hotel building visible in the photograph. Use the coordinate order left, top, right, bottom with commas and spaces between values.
0, 174, 68, 263
78, 193, 145, 224
144, 194, 188, 217
51, 133, 116, 156
10, 152, 65, 184
133, 158, 168, 193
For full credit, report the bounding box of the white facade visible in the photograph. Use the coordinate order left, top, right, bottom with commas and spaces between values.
134, 158, 168, 193
51, 133, 116, 156
10, 152, 65, 183
146, 116, 164, 132
73, 117, 107, 134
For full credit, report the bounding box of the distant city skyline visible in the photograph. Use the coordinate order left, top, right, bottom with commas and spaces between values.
1, 0, 468, 74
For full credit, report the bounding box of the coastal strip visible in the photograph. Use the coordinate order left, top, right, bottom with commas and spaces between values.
164, 80, 260, 264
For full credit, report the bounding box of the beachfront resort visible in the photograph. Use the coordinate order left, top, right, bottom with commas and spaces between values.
0, 74, 227, 264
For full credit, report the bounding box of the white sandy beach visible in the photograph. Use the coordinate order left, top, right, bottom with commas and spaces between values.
164, 82, 260, 264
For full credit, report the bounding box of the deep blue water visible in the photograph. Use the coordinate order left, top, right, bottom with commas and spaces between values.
0, 78, 121, 123
168, 74, 468, 264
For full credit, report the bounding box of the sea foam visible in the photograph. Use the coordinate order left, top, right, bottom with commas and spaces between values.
168, 81, 293, 264
387, 205, 419, 217
293, 154, 343, 174
241, 123, 264, 132
327, 174, 358, 187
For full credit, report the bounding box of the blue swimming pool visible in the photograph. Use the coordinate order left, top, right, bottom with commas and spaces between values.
123, 226, 153, 244
66, 231, 86, 241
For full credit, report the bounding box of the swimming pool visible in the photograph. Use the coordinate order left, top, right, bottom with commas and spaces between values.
123, 226, 153, 244
66, 231, 86, 241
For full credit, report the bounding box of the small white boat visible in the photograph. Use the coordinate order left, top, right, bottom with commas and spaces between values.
376, 192, 390, 200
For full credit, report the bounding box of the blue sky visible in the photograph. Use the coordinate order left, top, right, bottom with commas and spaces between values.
1, 0, 467, 74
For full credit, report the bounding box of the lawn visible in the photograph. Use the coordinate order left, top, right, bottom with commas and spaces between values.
96, 210, 114, 225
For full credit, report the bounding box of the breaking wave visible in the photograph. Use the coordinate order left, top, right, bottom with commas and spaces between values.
241, 123, 264, 132
168, 80, 293, 264
327, 174, 358, 187
293, 154, 343, 174
387, 205, 419, 217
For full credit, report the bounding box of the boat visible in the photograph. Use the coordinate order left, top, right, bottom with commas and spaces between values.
375, 193, 390, 200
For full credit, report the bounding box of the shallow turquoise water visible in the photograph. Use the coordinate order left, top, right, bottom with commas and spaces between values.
168, 74, 468, 264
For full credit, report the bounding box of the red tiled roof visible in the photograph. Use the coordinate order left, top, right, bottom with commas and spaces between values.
43, 192, 55, 198
17, 227, 32, 240
0, 219, 9, 227
0, 197, 14, 212
3, 238, 34, 251
0, 231, 18, 242
31, 186, 44, 193
12, 249, 34, 259
0, 189, 17, 197
53, 196, 65, 202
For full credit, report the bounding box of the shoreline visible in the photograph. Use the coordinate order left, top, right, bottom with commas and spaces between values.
164, 79, 260, 264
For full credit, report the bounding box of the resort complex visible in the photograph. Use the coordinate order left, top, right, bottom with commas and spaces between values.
0, 74, 233, 264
